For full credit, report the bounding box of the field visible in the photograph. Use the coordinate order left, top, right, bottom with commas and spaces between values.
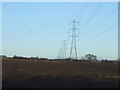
2, 57, 119, 88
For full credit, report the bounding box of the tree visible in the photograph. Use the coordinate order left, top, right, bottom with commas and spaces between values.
13, 55, 18, 58
85, 54, 97, 61
85, 54, 93, 61
0, 55, 7, 58
93, 55, 97, 60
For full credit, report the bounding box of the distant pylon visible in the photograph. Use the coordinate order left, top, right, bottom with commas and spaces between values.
57, 40, 66, 59
62, 40, 66, 59
69, 20, 79, 60
57, 47, 62, 59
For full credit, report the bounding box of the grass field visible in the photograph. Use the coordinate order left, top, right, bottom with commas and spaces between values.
2, 57, 119, 88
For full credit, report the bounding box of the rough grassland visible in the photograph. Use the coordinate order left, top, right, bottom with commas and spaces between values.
2, 58, 119, 88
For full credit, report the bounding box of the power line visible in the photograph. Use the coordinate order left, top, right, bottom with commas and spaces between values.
80, 2, 103, 34
75, 2, 87, 20
77, 2, 102, 42
83, 7, 118, 34
77, 3, 88, 22
76, 2, 88, 41
80, 22, 117, 42
77, 2, 103, 42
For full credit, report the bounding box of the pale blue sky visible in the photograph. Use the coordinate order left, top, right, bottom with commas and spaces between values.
0, 2, 1, 88
2, 2, 118, 60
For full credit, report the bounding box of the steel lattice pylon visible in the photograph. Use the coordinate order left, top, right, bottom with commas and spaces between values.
69, 20, 79, 60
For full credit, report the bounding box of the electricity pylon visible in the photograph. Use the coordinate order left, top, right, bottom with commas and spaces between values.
69, 20, 79, 60
57, 47, 62, 59
62, 40, 66, 59
57, 40, 66, 59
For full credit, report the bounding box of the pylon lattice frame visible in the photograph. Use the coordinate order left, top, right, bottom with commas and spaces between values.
69, 20, 79, 60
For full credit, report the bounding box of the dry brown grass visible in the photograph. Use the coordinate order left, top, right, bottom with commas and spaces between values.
2, 58, 119, 88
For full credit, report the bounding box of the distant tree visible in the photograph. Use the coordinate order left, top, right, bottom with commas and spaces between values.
30, 56, 39, 60
105, 59, 108, 62
30, 57, 34, 59
85, 54, 93, 61
35, 57, 39, 59
65, 58, 71, 60
93, 55, 97, 60
85, 54, 97, 61
0, 55, 7, 58
13, 55, 18, 58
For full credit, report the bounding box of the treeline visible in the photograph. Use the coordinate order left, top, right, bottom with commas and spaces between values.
0, 55, 119, 62
0, 55, 48, 60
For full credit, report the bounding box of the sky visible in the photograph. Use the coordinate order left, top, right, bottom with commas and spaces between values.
2, 2, 118, 60
0, 2, 2, 56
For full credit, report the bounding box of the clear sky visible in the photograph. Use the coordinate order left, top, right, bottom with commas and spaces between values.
0, 2, 2, 56
2, 2, 118, 60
